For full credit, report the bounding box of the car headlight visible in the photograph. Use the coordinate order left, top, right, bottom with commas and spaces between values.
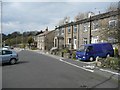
83, 56, 85, 58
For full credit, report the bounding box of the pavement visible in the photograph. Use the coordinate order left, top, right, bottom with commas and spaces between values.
2, 49, 120, 88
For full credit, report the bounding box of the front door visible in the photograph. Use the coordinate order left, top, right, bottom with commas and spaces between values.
74, 39, 77, 49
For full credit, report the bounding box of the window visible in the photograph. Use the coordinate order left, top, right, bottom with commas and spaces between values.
59, 28, 64, 35
68, 26, 71, 33
0, 50, 2, 55
93, 21, 99, 30
56, 29, 59, 36
83, 24, 88, 32
83, 38, 87, 44
62, 28, 64, 33
2, 50, 12, 55
108, 37, 117, 43
91, 36, 99, 43
61, 28, 64, 35
87, 46, 93, 52
109, 20, 117, 28
74, 25, 77, 33
54, 39, 57, 47
59, 28, 61, 35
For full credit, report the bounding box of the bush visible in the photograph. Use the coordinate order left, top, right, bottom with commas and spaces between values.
72, 51, 76, 60
31, 47, 38, 50
114, 47, 119, 57
98, 57, 120, 70
62, 48, 69, 53
19, 44, 26, 48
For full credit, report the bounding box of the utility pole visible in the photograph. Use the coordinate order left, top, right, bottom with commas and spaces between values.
0, 1, 2, 48
22, 30, 24, 49
20, 29, 24, 49
89, 16, 92, 44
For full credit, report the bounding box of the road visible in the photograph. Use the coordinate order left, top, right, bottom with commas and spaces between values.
2, 50, 118, 88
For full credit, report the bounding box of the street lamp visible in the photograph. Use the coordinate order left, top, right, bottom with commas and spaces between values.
0, 1, 2, 48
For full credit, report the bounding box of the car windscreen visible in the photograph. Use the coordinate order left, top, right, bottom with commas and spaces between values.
77, 46, 87, 52
0, 50, 2, 55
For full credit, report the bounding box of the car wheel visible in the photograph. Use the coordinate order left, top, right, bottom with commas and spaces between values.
106, 54, 110, 58
89, 56, 94, 62
10, 59, 16, 65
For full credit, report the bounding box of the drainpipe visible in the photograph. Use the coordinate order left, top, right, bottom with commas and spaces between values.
77, 24, 80, 49
71, 25, 74, 49
64, 27, 66, 48
58, 37, 59, 49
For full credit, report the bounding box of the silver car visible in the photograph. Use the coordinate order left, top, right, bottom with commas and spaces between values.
0, 49, 19, 65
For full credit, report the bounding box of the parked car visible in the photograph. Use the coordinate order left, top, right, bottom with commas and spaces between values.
76, 43, 114, 61
2, 46, 10, 50
0, 49, 19, 65
2, 46, 14, 50
10, 46, 14, 49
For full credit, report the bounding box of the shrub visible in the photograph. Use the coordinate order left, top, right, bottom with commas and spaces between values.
114, 47, 119, 57
31, 47, 38, 50
72, 51, 76, 60
61, 48, 69, 53
98, 57, 120, 70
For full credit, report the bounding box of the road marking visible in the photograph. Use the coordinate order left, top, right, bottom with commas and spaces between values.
75, 59, 96, 64
31, 51, 120, 76
99, 69, 120, 76
59, 59, 94, 73
83, 65, 95, 69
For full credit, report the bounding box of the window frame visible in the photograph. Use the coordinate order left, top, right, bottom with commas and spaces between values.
109, 20, 117, 28
83, 23, 88, 32
93, 21, 99, 31
67, 26, 71, 34
73, 25, 77, 33
83, 38, 87, 44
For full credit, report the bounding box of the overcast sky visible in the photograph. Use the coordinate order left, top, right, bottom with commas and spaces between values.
2, 1, 119, 34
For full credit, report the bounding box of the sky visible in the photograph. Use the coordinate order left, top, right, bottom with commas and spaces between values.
1, 0, 119, 35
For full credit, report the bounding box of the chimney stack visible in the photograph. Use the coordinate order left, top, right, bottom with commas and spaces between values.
46, 27, 48, 31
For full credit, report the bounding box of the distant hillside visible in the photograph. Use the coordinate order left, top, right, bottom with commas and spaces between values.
2, 30, 43, 46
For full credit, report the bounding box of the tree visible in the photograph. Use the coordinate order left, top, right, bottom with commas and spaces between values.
2, 33, 7, 41
74, 12, 85, 21
99, 2, 119, 44
74, 12, 92, 21
106, 2, 118, 12
58, 16, 70, 26
27, 36, 34, 48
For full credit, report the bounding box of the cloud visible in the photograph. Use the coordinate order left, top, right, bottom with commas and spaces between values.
2, 22, 21, 34
3, 0, 120, 2
2, 2, 115, 34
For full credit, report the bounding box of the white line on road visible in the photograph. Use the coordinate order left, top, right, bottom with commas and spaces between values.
31, 50, 119, 76
59, 59, 94, 73
99, 69, 120, 76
